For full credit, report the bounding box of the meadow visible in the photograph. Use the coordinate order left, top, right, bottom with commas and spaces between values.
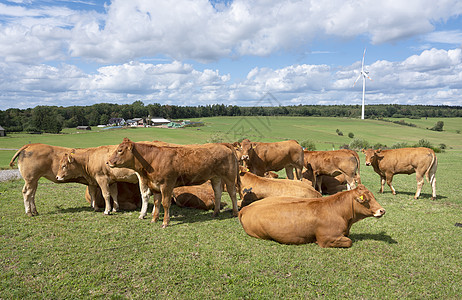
1, 116, 462, 299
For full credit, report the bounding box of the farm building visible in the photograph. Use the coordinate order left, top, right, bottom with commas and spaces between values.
0, 125, 5, 136
76, 126, 91, 130
108, 118, 125, 126
151, 118, 171, 126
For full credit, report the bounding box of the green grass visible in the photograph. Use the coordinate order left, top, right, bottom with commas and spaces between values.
1, 116, 462, 298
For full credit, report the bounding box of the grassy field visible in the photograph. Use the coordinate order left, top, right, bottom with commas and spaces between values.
1, 116, 462, 299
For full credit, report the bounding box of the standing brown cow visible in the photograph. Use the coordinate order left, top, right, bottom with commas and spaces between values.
9, 143, 88, 216
238, 184, 385, 248
107, 138, 240, 228
303, 149, 361, 192
239, 139, 304, 180
362, 147, 437, 200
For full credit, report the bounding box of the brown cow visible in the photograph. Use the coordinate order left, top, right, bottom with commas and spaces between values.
302, 171, 347, 195
303, 149, 361, 192
238, 184, 385, 248
362, 147, 437, 200
107, 138, 240, 227
85, 182, 141, 211
173, 182, 225, 211
238, 167, 321, 207
239, 139, 304, 180
9, 143, 89, 216
55, 145, 139, 215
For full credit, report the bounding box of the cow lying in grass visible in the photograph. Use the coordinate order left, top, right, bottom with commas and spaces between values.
238, 167, 321, 207
238, 184, 385, 248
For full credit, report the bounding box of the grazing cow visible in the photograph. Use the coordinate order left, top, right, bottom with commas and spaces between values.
302, 171, 347, 195
239, 139, 304, 180
173, 182, 225, 211
238, 167, 321, 207
238, 184, 385, 248
85, 182, 141, 211
362, 147, 437, 200
55, 145, 139, 214
303, 149, 361, 192
107, 138, 240, 227
9, 143, 89, 216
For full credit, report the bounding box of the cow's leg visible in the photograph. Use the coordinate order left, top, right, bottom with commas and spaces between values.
315, 175, 322, 193
22, 180, 38, 216
295, 166, 303, 181
138, 179, 152, 219
88, 185, 100, 211
319, 236, 353, 248
96, 181, 113, 215
210, 177, 223, 217
379, 176, 385, 193
430, 173, 437, 200
414, 172, 425, 199
285, 166, 295, 180
385, 173, 396, 195
157, 186, 174, 228
151, 192, 161, 222
223, 178, 239, 217
109, 183, 119, 212
345, 176, 356, 190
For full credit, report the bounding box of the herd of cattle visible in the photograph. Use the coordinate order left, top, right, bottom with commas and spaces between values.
9, 138, 438, 248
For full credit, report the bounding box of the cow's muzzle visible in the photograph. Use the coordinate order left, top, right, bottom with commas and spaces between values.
373, 208, 386, 218
365, 162, 371, 166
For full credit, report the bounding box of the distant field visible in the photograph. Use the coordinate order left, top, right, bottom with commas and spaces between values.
1, 116, 461, 169
1, 116, 462, 298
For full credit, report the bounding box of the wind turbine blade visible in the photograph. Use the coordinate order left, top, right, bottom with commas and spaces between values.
361, 48, 366, 68
353, 74, 362, 87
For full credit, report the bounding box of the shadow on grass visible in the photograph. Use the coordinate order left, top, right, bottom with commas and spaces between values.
378, 190, 446, 200
350, 231, 398, 244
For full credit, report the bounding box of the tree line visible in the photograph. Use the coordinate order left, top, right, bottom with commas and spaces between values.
0, 100, 461, 133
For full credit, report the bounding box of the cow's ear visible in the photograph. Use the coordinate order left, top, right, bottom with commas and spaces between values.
67, 153, 74, 163
361, 149, 365, 154
123, 137, 131, 143
356, 194, 367, 203
376, 148, 382, 153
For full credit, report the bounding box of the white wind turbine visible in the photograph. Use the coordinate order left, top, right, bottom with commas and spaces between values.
353, 48, 372, 119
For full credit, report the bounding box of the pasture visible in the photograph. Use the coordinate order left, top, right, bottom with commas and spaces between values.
1, 116, 462, 299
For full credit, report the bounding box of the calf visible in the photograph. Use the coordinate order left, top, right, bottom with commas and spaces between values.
362, 147, 437, 199
239, 139, 304, 180
303, 149, 360, 192
9, 143, 88, 216
238, 167, 321, 207
107, 138, 240, 227
55, 145, 139, 214
302, 171, 347, 195
238, 184, 385, 248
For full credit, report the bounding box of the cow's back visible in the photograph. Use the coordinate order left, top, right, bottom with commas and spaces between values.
377, 147, 435, 174
13, 143, 73, 182
254, 140, 303, 171
239, 197, 320, 244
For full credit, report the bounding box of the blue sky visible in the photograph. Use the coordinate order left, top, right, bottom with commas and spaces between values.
1, 0, 462, 109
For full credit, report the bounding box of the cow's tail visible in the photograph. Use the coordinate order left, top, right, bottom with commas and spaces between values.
9, 144, 29, 168
354, 151, 361, 184
425, 150, 437, 183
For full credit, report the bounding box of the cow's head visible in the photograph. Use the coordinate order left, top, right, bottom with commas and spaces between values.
352, 184, 386, 219
361, 149, 382, 166
107, 138, 135, 169
239, 139, 254, 164
56, 149, 77, 181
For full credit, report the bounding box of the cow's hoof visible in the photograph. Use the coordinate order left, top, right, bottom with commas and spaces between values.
32, 211, 39, 216
138, 215, 145, 220
103, 211, 111, 215
161, 224, 168, 228
26, 212, 33, 217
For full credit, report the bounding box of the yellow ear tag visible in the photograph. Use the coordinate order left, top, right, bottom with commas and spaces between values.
359, 195, 364, 201
246, 168, 250, 172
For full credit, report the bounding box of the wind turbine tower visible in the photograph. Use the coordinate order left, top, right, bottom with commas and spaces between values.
354, 48, 372, 119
